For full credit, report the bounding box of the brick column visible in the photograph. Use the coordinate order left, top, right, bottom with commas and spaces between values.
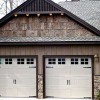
94, 76, 100, 100
38, 74, 43, 99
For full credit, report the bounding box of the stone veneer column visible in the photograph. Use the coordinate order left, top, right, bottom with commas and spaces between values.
94, 76, 100, 100
38, 74, 43, 99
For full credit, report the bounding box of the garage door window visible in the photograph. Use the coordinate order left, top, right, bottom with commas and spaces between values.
81, 58, 88, 65
58, 58, 65, 64
27, 58, 34, 64
71, 58, 78, 64
5, 58, 12, 64
48, 58, 56, 64
17, 58, 24, 64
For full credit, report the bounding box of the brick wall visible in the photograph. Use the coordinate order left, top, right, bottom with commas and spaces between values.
94, 76, 100, 100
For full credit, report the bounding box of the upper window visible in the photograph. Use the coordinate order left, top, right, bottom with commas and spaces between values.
58, 58, 65, 64
81, 58, 88, 65
71, 58, 78, 65
5, 58, 12, 64
48, 58, 56, 64
27, 58, 34, 64
17, 58, 24, 64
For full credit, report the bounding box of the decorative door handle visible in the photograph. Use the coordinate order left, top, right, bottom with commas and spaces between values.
67, 80, 68, 85
67, 80, 70, 85
13, 79, 16, 84
15, 79, 16, 84
69, 80, 70, 85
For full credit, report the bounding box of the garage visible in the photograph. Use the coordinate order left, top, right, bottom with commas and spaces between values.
0, 57, 37, 97
45, 57, 92, 99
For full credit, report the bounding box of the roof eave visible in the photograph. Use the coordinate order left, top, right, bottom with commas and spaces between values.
0, 41, 100, 46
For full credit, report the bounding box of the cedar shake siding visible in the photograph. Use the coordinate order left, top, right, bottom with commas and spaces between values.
0, 15, 95, 37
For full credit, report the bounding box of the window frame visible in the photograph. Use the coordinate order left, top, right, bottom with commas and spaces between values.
81, 58, 89, 65
17, 58, 24, 64
27, 58, 34, 64
58, 58, 66, 64
5, 58, 12, 64
48, 58, 56, 65
71, 58, 78, 65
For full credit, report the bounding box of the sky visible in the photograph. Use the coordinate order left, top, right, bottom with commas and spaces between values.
53, 0, 65, 3
0, 0, 66, 18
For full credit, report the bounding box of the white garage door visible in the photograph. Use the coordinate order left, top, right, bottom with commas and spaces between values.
45, 57, 92, 99
0, 57, 36, 97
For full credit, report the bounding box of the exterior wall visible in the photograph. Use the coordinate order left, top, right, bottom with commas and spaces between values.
0, 45, 100, 74
0, 15, 95, 37
0, 14, 99, 99
0, 45, 100, 99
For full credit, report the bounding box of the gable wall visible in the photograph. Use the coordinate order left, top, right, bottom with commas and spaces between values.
0, 15, 95, 37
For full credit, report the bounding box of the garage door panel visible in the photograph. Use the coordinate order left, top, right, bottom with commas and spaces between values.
70, 88, 92, 98
46, 87, 70, 98
45, 57, 92, 99
13, 69, 36, 75
0, 72, 36, 80
5, 87, 18, 97
46, 68, 70, 77
46, 76, 70, 86
0, 88, 6, 97
0, 57, 36, 97
16, 74, 36, 78
46, 85, 70, 89
17, 78, 36, 86
71, 68, 91, 76
0, 87, 17, 97
0, 69, 15, 75
0, 69, 36, 75
17, 87, 36, 97
0, 77, 13, 86
70, 76, 92, 88
0, 69, 8, 74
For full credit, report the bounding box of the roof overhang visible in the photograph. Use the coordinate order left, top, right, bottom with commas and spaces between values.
17, 11, 63, 14
0, 41, 100, 46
